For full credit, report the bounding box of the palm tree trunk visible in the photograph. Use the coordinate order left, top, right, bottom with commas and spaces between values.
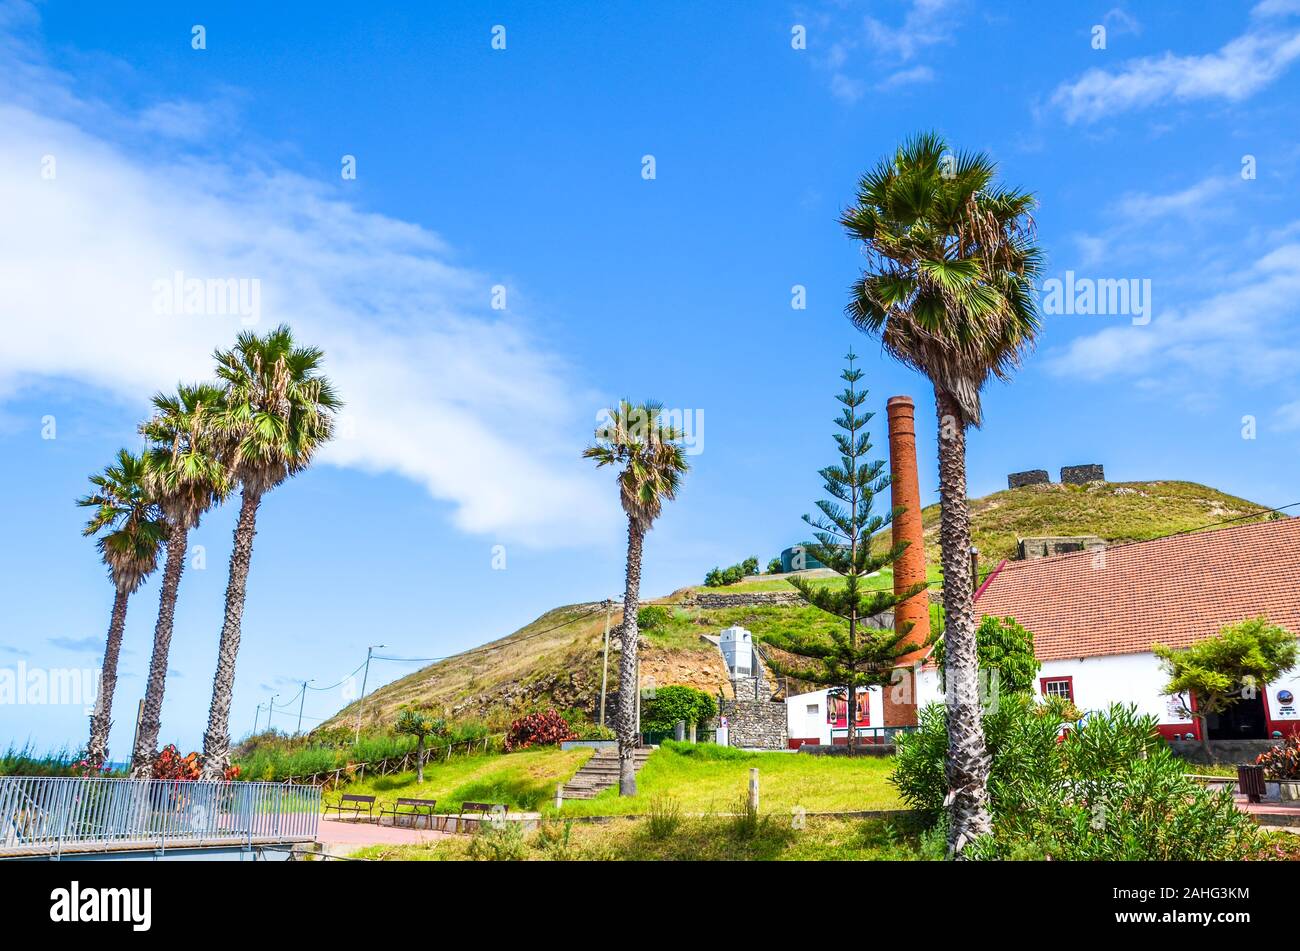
200, 485, 263, 779
129, 527, 188, 777
934, 387, 993, 855
617, 518, 645, 796
86, 587, 130, 768
417, 736, 425, 784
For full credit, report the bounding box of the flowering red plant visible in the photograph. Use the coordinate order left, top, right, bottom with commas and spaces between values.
1257, 734, 1300, 779
150, 744, 202, 781
504, 709, 576, 752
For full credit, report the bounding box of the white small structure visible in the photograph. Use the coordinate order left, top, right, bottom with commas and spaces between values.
719, 625, 754, 677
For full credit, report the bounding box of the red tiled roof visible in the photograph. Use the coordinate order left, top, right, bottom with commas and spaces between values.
974, 518, 1300, 661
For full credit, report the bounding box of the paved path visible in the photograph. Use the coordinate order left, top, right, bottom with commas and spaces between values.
317, 817, 454, 853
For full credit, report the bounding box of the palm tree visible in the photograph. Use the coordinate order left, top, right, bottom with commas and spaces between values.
199, 325, 341, 778
583, 400, 689, 795
841, 132, 1043, 854
77, 450, 166, 768
128, 383, 231, 776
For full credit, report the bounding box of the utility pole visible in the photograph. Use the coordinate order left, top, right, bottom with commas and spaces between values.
598, 600, 613, 727
296, 680, 311, 735
267, 694, 278, 733
252, 703, 261, 736
355, 644, 386, 743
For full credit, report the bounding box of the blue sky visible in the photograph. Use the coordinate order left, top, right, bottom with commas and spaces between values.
2, 0, 1298, 756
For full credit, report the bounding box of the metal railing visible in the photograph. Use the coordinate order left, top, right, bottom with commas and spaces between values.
0, 776, 321, 858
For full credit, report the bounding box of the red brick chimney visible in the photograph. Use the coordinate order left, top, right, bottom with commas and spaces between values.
884, 395, 930, 727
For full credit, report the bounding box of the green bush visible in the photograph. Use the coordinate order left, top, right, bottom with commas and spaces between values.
637, 605, 672, 630
766, 557, 783, 574
646, 797, 683, 840
892, 697, 1261, 860
641, 686, 717, 734
703, 557, 758, 587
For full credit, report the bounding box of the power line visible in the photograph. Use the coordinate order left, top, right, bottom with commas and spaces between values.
250, 604, 606, 733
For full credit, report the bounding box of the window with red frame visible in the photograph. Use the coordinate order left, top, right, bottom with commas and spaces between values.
1040, 677, 1074, 702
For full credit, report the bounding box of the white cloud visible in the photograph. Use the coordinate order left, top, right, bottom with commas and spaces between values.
0, 14, 616, 546
813, 0, 954, 102
1275, 400, 1300, 432
1051, 5, 1300, 123
1044, 239, 1300, 384
863, 0, 956, 62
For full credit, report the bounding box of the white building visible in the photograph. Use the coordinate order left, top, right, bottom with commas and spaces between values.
719, 625, 754, 678
973, 518, 1300, 741
784, 518, 1300, 746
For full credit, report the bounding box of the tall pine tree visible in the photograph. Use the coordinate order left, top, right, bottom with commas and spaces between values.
760, 351, 930, 750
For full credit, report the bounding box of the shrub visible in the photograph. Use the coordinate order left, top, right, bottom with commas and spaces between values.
1257, 734, 1300, 779
637, 605, 672, 630
576, 724, 616, 741
504, 709, 576, 752
933, 615, 1041, 696
468, 822, 528, 861
641, 685, 717, 734
646, 796, 682, 840
766, 557, 783, 574
892, 697, 1261, 860
703, 557, 758, 587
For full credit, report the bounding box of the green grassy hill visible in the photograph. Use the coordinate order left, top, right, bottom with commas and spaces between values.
317, 480, 1272, 734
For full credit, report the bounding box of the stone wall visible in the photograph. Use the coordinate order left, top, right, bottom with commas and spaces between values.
1017, 535, 1105, 560
1060, 464, 1105, 484
717, 698, 788, 750
1169, 739, 1281, 766
686, 590, 804, 609
1007, 469, 1050, 489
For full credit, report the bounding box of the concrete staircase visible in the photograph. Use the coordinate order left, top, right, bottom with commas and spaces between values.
560, 748, 654, 801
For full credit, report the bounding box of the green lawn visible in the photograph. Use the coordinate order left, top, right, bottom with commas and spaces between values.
554, 742, 900, 817
349, 814, 930, 861
323, 743, 900, 819
328, 746, 592, 813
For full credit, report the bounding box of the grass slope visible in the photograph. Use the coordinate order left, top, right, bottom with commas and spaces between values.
892, 480, 1271, 565
328, 746, 593, 813
557, 741, 900, 816
318, 480, 1268, 733
329, 743, 899, 817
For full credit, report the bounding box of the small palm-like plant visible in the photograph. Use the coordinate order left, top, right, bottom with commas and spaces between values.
77, 450, 166, 767
199, 325, 341, 778
842, 132, 1043, 854
583, 400, 689, 795
128, 383, 231, 775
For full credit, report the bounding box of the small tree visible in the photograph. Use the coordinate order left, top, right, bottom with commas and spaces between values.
767, 557, 783, 575
395, 709, 446, 783
1155, 616, 1297, 756
641, 685, 717, 734
759, 351, 929, 750
934, 614, 1041, 698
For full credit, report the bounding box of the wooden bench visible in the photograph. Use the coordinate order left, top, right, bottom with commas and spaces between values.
455, 801, 505, 833
380, 797, 438, 830
324, 793, 377, 822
